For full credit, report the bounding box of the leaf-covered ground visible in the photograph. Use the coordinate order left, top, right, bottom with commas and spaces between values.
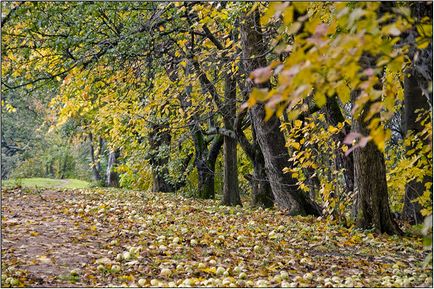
2, 188, 432, 287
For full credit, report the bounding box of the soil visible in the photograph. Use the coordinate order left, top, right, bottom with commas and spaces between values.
2, 189, 111, 287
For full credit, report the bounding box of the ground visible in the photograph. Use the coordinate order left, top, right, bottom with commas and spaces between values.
1, 186, 432, 287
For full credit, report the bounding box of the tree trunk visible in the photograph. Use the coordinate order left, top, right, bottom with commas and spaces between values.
222, 135, 241, 205
152, 170, 172, 192
106, 149, 120, 187
352, 90, 401, 234
324, 96, 354, 195
236, 110, 274, 208
251, 105, 320, 215
250, 149, 274, 207
402, 70, 431, 224
197, 160, 216, 199
401, 2, 433, 225
196, 135, 223, 199
173, 60, 224, 199
222, 75, 241, 206
240, 8, 320, 216
89, 133, 101, 181
148, 123, 174, 192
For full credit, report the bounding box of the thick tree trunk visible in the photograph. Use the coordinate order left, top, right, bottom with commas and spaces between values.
401, 2, 433, 225
251, 105, 321, 215
196, 135, 223, 199
222, 135, 241, 205
152, 171, 172, 192
402, 71, 431, 224
190, 56, 240, 204
240, 8, 320, 216
353, 139, 400, 234
174, 60, 224, 199
236, 110, 273, 208
106, 149, 120, 187
352, 91, 401, 234
197, 160, 216, 199
250, 149, 274, 208
148, 123, 174, 192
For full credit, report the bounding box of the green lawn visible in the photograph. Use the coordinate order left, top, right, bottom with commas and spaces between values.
1, 178, 90, 189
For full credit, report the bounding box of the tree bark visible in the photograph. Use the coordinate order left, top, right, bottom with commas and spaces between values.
251, 105, 320, 215
197, 134, 223, 199
222, 74, 241, 206
240, 8, 320, 215
236, 110, 274, 208
148, 122, 174, 192
186, 12, 241, 205
324, 96, 354, 196
352, 90, 401, 234
89, 133, 101, 181
191, 58, 240, 205
170, 61, 224, 199
402, 70, 431, 224
251, 148, 274, 208
106, 149, 120, 187
401, 2, 433, 225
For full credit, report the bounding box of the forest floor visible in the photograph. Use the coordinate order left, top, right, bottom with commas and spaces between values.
1, 187, 432, 288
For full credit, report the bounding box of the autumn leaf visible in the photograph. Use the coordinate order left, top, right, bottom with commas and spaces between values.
250, 67, 273, 84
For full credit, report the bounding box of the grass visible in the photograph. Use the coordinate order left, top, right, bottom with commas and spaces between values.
1, 177, 90, 189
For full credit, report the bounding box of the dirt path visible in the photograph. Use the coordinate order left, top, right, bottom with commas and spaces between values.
2, 189, 111, 287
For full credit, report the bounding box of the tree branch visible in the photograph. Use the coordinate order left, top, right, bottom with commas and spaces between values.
234, 109, 255, 160
202, 25, 225, 50
207, 134, 224, 164
205, 127, 236, 139
191, 58, 224, 111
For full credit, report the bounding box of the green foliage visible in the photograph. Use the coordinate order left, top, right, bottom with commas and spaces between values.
117, 160, 153, 191
8, 130, 92, 181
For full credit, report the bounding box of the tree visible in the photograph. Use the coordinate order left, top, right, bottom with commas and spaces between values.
235, 109, 274, 208
241, 7, 321, 216
352, 87, 401, 234
106, 149, 120, 187
89, 133, 103, 182
401, 2, 433, 224
185, 4, 241, 205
